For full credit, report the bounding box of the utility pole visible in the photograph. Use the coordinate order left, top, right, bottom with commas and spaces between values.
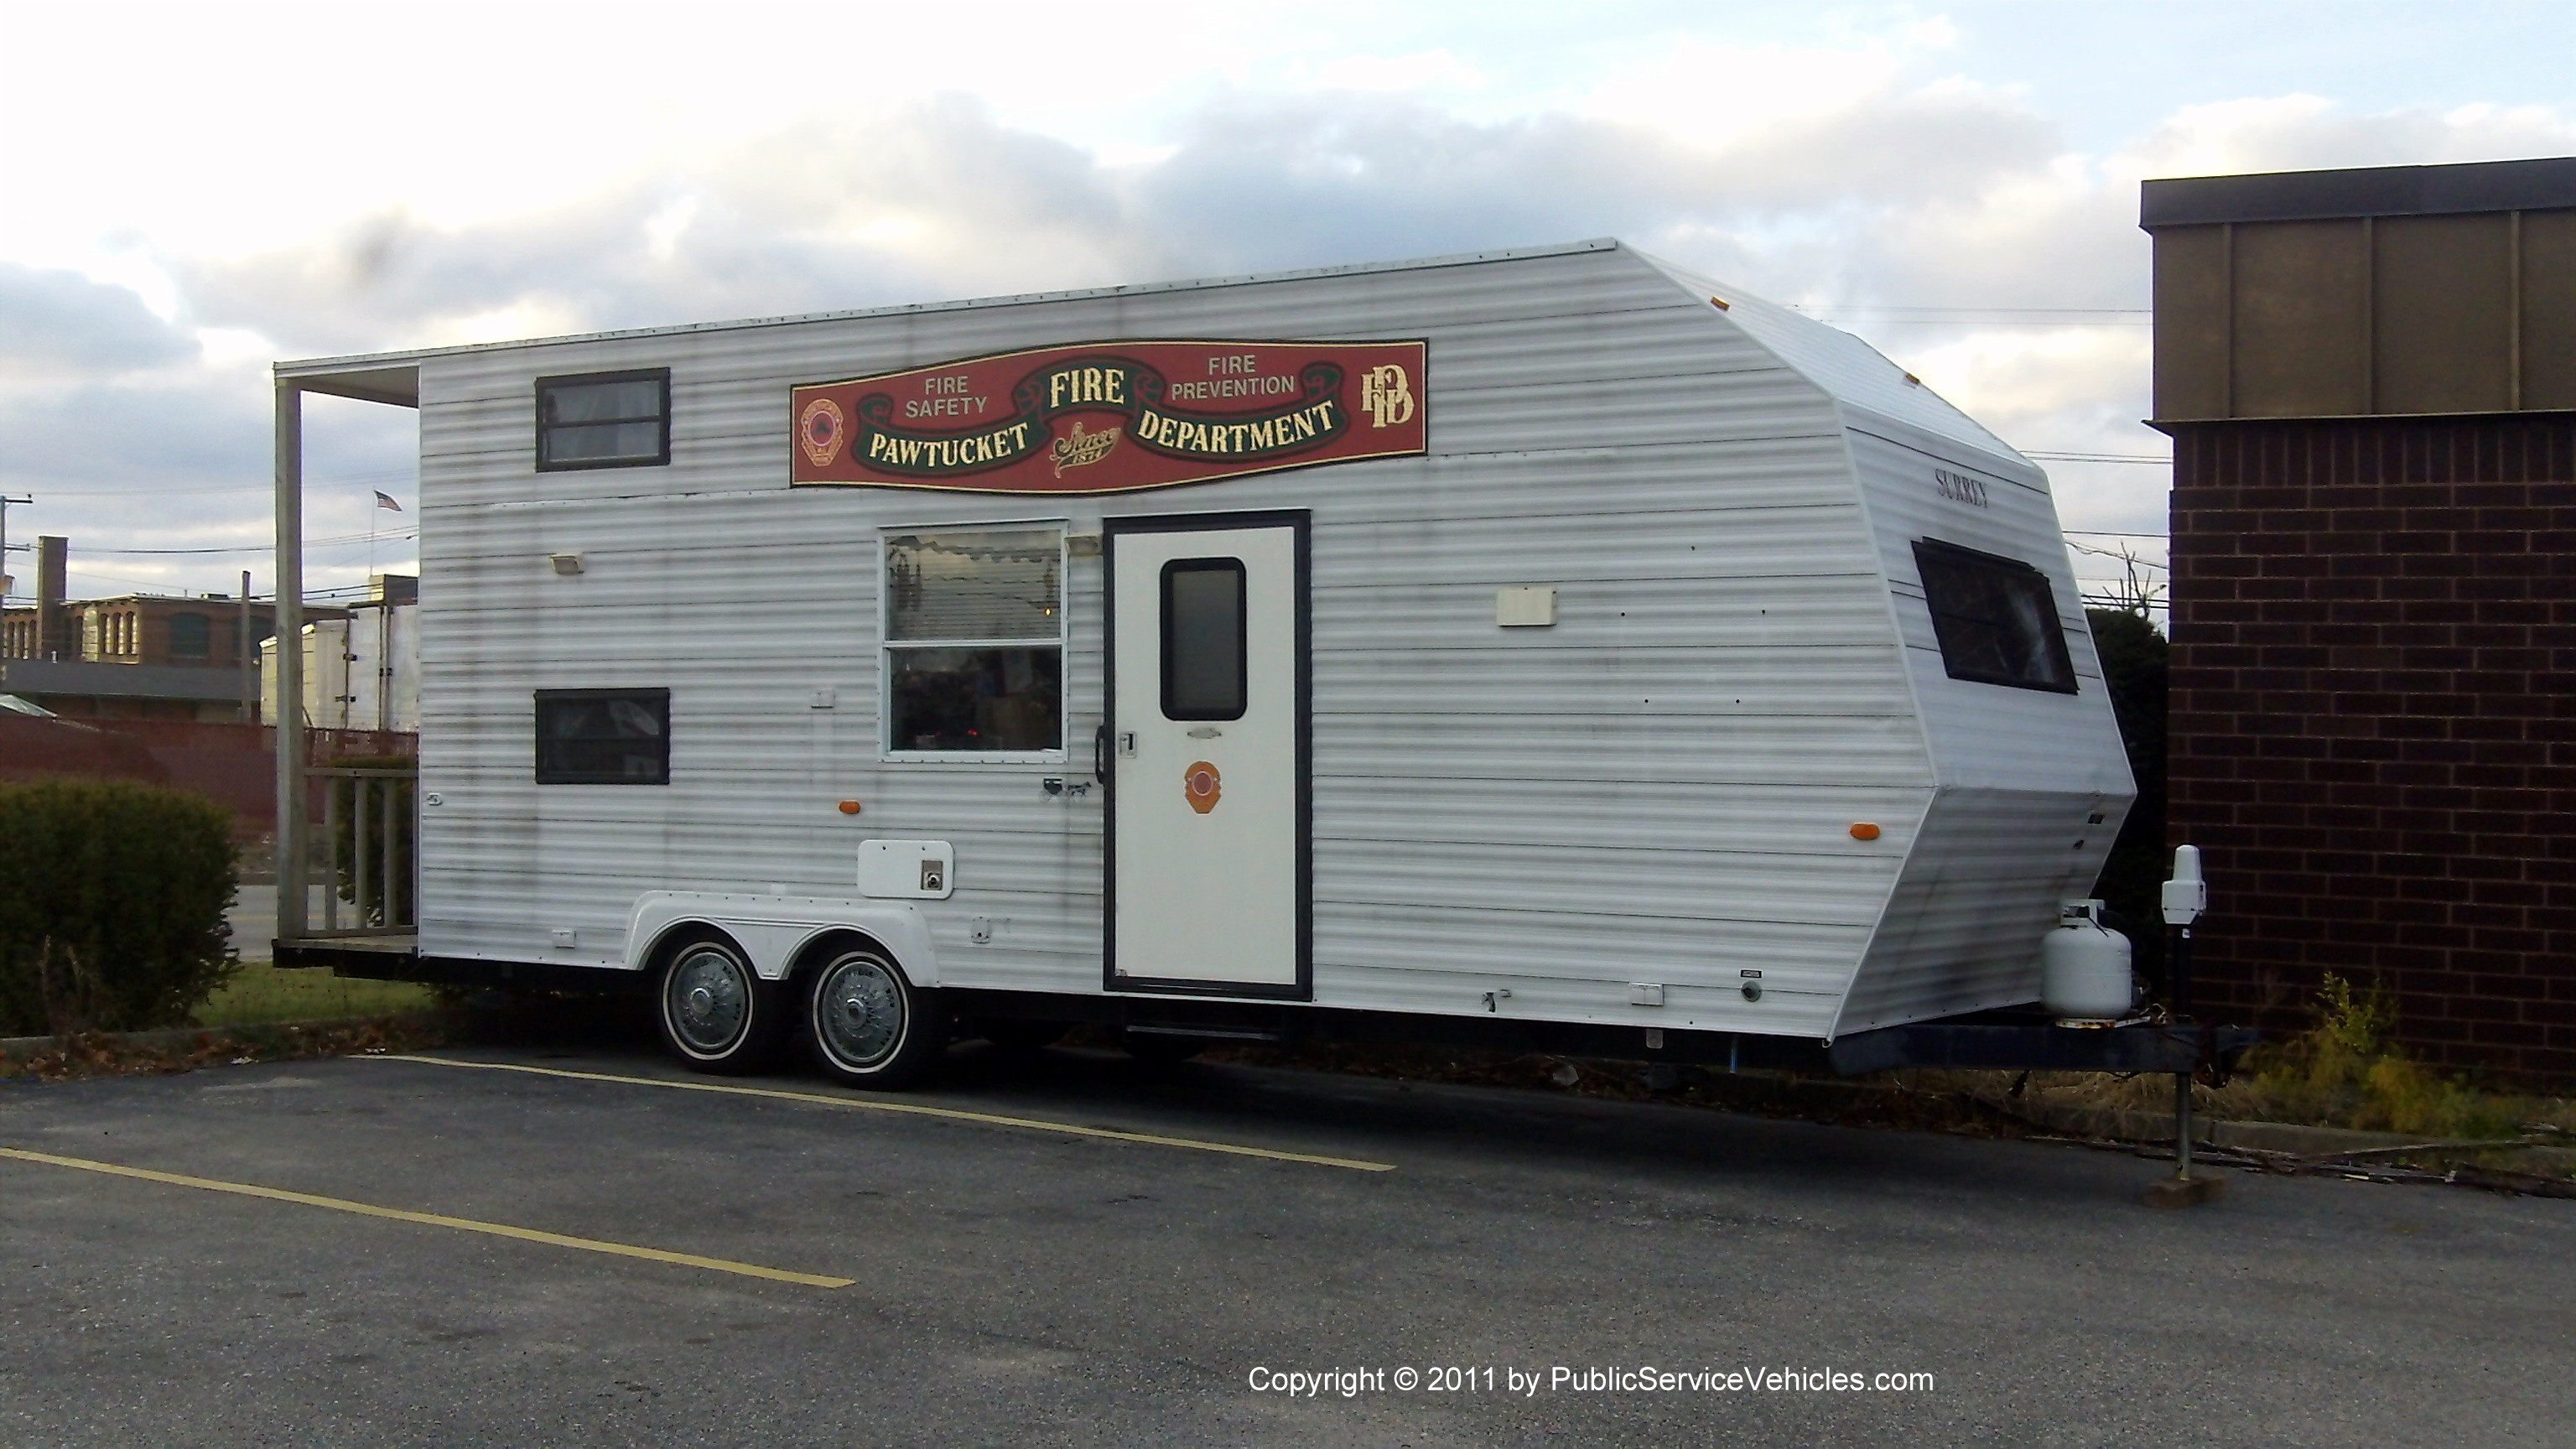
275, 382, 308, 944
240, 569, 256, 724
0, 494, 28, 604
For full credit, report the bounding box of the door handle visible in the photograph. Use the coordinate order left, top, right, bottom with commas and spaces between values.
1093, 724, 1110, 784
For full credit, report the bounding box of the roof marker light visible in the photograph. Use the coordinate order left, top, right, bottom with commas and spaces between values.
1851, 823, 1882, 840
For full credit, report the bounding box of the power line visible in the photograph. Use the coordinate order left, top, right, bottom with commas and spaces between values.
1803, 306, 2150, 315
2026, 451, 2170, 465
1839, 319, 2152, 327
2069, 542, 2167, 568
34, 475, 417, 498
82, 529, 417, 556
1792, 305, 2151, 328
62, 566, 196, 594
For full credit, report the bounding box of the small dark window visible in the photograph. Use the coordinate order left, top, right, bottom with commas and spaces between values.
1161, 558, 1246, 720
537, 370, 670, 470
167, 612, 211, 657
535, 688, 671, 783
1912, 539, 2078, 693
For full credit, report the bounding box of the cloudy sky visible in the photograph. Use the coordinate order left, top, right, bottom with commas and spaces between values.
2, 0, 2568, 608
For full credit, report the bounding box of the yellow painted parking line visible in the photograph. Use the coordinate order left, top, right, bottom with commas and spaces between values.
0, 1146, 854, 1290
367, 1054, 1398, 1173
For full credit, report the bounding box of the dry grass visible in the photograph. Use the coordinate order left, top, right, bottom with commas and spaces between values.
2231, 974, 2568, 1140
193, 961, 438, 1029
1941, 974, 2575, 1148
0, 1015, 449, 1083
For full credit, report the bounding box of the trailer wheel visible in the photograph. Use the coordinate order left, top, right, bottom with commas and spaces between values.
656, 930, 784, 1074
806, 946, 943, 1089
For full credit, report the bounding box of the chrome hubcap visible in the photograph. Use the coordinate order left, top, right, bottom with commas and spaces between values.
815, 954, 904, 1070
667, 947, 750, 1054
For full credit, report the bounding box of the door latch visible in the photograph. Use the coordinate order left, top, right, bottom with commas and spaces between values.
1118, 731, 1138, 759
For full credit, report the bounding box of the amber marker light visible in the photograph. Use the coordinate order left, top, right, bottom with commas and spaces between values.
1850, 823, 1882, 840
837, 801, 863, 815
1709, 295, 1731, 309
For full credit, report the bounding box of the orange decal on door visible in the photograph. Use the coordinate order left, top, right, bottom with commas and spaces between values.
1183, 761, 1222, 814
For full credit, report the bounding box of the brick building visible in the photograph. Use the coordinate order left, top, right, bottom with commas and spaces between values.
3, 537, 287, 672
1, 535, 354, 720
2144, 157, 2575, 1085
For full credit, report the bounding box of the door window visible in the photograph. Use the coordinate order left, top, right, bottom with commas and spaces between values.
1161, 558, 1247, 720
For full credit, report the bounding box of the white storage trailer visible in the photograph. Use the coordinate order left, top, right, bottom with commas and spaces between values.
272, 238, 2137, 1085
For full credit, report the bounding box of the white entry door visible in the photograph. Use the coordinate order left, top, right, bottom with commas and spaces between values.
1106, 513, 1307, 996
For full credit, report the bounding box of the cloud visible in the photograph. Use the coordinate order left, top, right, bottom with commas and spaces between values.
0, 366, 270, 509
17, 73, 2573, 601
0, 264, 199, 375
2119, 95, 2576, 180
171, 81, 2064, 356
174, 98, 1139, 356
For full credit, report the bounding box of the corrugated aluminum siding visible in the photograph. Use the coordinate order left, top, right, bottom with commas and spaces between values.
368, 239, 2129, 1039
1831, 413, 2134, 1033
1637, 254, 2137, 1031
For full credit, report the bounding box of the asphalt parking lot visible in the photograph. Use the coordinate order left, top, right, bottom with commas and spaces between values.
3, 1038, 2570, 1447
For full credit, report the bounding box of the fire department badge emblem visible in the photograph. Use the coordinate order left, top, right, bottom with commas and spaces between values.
799, 397, 847, 468
1183, 761, 1222, 814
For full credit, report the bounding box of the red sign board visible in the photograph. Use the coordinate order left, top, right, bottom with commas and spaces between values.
790, 339, 1426, 494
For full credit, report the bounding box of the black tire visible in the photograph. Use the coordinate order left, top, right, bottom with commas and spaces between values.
805, 944, 945, 1089
654, 929, 786, 1075
976, 1018, 1069, 1052
1120, 1028, 1205, 1065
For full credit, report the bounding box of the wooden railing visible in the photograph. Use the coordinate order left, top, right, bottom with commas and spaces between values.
308, 765, 417, 937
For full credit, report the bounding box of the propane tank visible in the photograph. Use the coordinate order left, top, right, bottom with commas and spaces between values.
2042, 899, 2135, 1023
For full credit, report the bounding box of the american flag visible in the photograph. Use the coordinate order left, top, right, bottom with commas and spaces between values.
375, 491, 402, 512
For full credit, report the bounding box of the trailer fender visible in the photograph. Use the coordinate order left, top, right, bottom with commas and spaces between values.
626, 891, 942, 987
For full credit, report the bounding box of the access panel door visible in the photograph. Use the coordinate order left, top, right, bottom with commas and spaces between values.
1105, 512, 1308, 997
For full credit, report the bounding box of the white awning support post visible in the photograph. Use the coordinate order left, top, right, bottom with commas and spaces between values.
274, 380, 307, 944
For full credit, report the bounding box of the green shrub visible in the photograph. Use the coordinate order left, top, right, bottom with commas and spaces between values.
0, 778, 239, 1036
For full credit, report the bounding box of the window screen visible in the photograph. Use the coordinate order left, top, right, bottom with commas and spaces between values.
534, 688, 672, 783
537, 370, 670, 470
1912, 540, 2078, 693
883, 529, 1063, 752
1161, 558, 1246, 720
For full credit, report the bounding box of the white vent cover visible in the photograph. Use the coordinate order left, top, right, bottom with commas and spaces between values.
1496, 586, 1557, 627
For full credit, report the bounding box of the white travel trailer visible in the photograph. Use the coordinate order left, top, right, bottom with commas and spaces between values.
272, 239, 2136, 1086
